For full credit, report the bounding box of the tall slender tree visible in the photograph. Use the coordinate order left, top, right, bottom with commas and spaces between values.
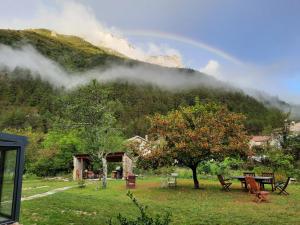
60, 80, 124, 188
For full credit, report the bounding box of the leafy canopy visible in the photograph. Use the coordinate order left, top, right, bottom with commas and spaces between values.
141, 102, 249, 188
58, 80, 124, 155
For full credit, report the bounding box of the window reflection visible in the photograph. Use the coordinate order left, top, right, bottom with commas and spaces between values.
0, 149, 17, 220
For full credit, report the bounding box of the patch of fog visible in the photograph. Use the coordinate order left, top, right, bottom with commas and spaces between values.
0, 44, 227, 90
290, 105, 300, 120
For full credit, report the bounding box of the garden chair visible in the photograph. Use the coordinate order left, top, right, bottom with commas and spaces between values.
245, 176, 269, 203
275, 177, 291, 195
261, 172, 275, 191
167, 173, 178, 188
217, 175, 232, 191
241, 172, 255, 189
126, 175, 136, 189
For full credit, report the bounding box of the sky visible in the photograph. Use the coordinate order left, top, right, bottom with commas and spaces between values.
0, 0, 299, 103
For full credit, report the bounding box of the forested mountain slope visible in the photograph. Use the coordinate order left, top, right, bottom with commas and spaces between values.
0, 29, 286, 136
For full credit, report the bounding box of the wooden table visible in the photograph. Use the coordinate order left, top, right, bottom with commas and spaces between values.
231, 176, 273, 191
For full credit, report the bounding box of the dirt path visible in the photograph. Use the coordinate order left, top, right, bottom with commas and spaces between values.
21, 185, 77, 201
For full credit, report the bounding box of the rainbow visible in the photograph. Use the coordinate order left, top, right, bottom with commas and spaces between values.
124, 29, 242, 65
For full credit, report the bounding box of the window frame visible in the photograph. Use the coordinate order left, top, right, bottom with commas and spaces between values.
0, 133, 27, 225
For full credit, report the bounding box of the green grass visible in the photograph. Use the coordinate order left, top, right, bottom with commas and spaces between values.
19, 177, 300, 225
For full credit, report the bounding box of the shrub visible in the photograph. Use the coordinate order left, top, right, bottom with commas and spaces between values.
197, 157, 243, 176
264, 148, 294, 174
78, 179, 86, 188
176, 168, 192, 179
109, 191, 171, 225
30, 130, 85, 176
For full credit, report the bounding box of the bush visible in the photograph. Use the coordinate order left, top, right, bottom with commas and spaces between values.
264, 148, 294, 174
30, 130, 85, 176
109, 191, 171, 225
78, 179, 86, 188
197, 157, 243, 176
176, 168, 192, 179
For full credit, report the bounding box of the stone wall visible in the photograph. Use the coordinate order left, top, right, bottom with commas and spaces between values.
73, 156, 83, 181
122, 154, 133, 178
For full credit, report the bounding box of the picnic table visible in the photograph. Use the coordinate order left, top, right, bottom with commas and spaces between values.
231, 176, 274, 191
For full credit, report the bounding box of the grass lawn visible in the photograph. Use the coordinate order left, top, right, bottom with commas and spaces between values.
19, 177, 300, 225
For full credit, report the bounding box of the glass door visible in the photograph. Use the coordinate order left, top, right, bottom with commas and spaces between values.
0, 148, 18, 222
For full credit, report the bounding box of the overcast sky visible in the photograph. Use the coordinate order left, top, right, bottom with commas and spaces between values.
0, 0, 299, 103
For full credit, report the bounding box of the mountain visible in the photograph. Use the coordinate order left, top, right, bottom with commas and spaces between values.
0, 29, 287, 136
0, 28, 130, 71
0, 28, 183, 69
146, 55, 183, 68
97, 34, 184, 67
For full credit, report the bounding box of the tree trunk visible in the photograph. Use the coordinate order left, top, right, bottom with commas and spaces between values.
102, 157, 107, 189
191, 167, 199, 189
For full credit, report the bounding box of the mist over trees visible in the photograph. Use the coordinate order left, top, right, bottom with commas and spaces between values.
0, 70, 286, 137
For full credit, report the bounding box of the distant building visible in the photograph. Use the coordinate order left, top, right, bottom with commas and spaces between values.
249, 135, 280, 149
73, 152, 133, 181
248, 135, 281, 162
126, 135, 152, 156
249, 136, 271, 148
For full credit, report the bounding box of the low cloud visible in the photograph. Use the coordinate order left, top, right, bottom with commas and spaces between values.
0, 44, 218, 90
200, 60, 220, 77
199, 58, 300, 106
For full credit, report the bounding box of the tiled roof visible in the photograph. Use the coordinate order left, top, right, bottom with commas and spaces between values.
251, 136, 271, 142
127, 135, 148, 142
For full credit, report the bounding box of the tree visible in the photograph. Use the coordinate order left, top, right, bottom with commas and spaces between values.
261, 147, 295, 176
33, 129, 85, 176
91, 128, 125, 189
281, 121, 300, 162
141, 102, 249, 189
59, 80, 124, 188
275, 120, 300, 162
286, 135, 300, 161
3, 127, 45, 173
